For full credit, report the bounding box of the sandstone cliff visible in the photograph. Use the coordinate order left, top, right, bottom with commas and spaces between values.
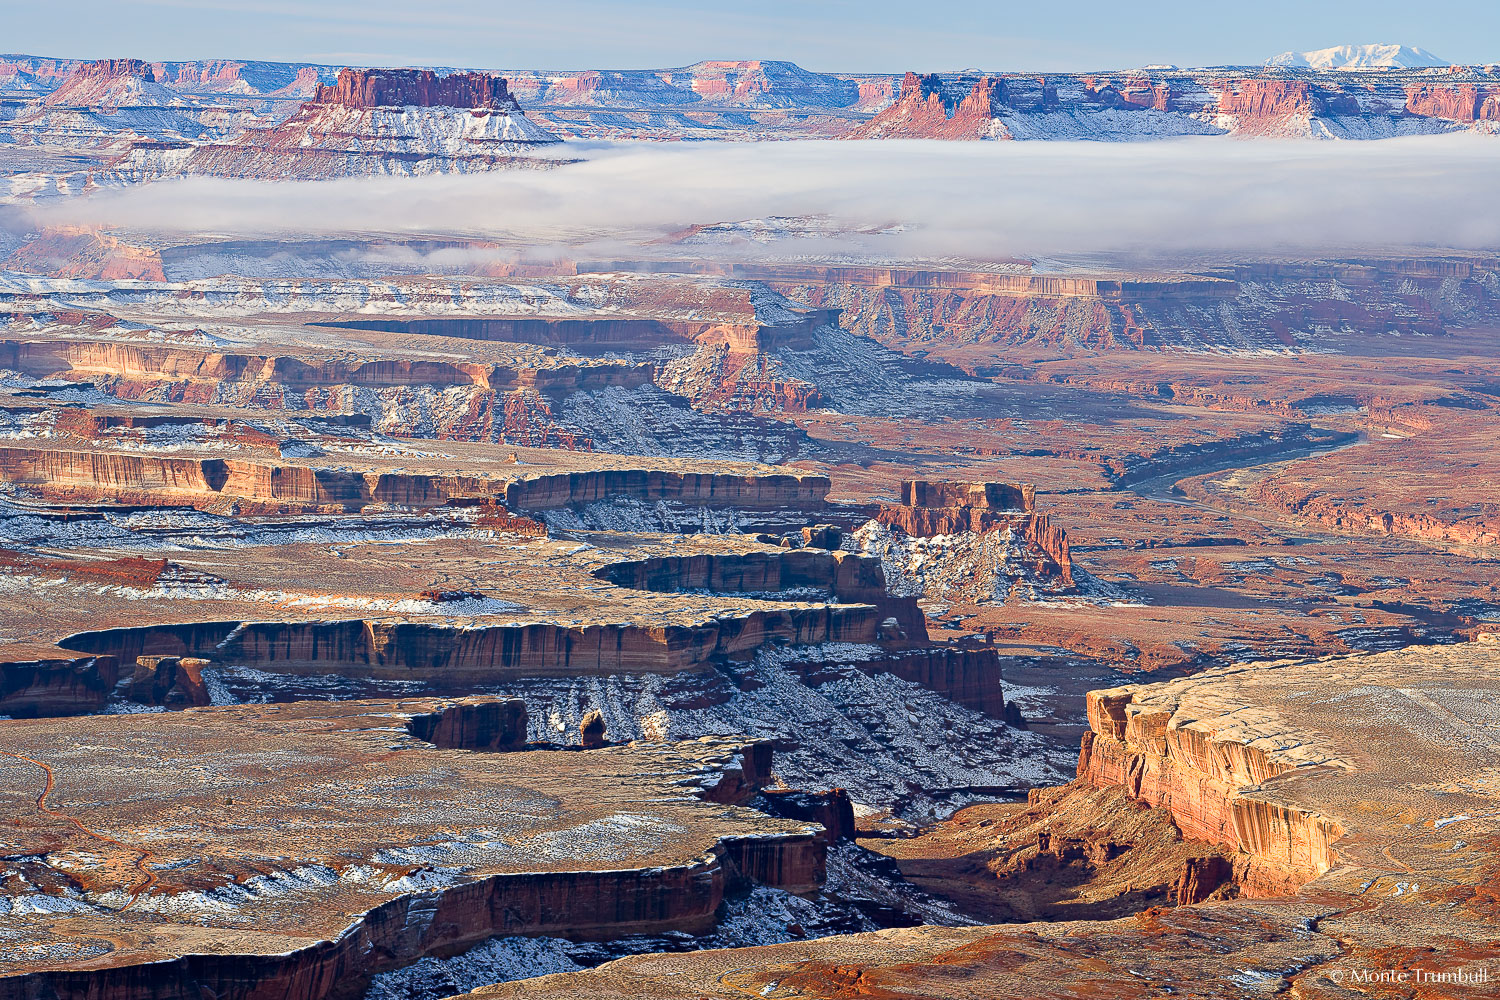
845, 66, 1500, 140
0, 703, 823, 1000
763, 257, 1500, 353
846, 72, 1002, 140
855, 479, 1075, 597
112, 66, 560, 180
1079, 667, 1342, 896
314, 68, 520, 110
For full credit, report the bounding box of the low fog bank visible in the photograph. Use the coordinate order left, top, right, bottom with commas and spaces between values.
23, 136, 1500, 260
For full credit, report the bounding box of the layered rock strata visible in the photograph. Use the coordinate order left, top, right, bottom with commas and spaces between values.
0, 655, 120, 717
847, 66, 1500, 140
847, 71, 1002, 139
455, 640, 1500, 998
752, 257, 1500, 352
114, 67, 560, 180
592, 548, 925, 638
860, 479, 1075, 592
0, 700, 820, 1000
0, 442, 829, 515
314, 68, 519, 110
60, 605, 890, 679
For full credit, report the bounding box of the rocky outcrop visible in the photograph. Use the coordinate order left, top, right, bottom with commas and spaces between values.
866, 480, 1074, 589
1216, 78, 1324, 117
127, 655, 211, 708
0, 703, 822, 1000
846, 72, 1001, 140
40, 58, 161, 106
579, 708, 608, 748
1077, 681, 1343, 896
841, 66, 1500, 140
0, 655, 119, 717
503, 469, 829, 512
313, 68, 519, 110
877, 480, 1033, 533
60, 606, 891, 680
473, 502, 549, 536
110, 66, 560, 180
1405, 82, 1500, 121
406, 696, 529, 750
756, 788, 857, 843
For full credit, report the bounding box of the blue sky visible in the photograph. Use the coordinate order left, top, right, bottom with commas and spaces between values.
9, 0, 1497, 71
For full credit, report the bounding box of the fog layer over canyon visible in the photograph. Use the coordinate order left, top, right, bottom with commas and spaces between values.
24, 135, 1500, 259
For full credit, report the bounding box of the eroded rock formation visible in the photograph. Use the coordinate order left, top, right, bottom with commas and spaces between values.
406, 696, 529, 750
112, 66, 559, 180
757, 257, 1500, 353
0, 701, 820, 1000
846, 71, 1001, 139
454, 640, 1500, 999
843, 66, 1500, 140
60, 605, 891, 680
852, 479, 1075, 600
314, 68, 520, 110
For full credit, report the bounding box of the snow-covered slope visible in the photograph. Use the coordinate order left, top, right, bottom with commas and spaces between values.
1267, 44, 1448, 70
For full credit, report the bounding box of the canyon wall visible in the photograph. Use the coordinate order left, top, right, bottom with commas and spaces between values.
313, 68, 519, 110
764, 258, 1500, 353
503, 469, 830, 511
594, 548, 889, 604
0, 445, 489, 510
0, 337, 651, 394
60, 605, 889, 679
871, 480, 1074, 588
1078, 685, 1344, 896
847, 66, 1500, 139
403, 697, 529, 751
1247, 477, 1500, 550
0, 655, 120, 717
0, 442, 827, 516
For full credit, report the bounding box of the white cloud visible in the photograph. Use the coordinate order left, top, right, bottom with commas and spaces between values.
25, 136, 1500, 263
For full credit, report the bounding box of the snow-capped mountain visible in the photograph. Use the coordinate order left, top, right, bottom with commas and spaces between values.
1266, 44, 1448, 70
